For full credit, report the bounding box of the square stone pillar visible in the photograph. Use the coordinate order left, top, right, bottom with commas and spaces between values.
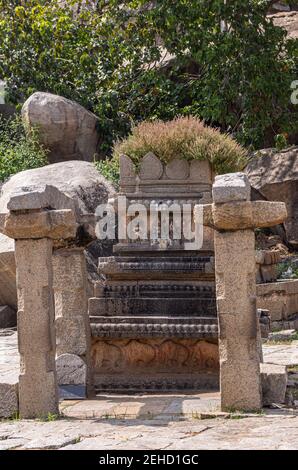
16, 238, 58, 418
1, 198, 77, 419
215, 229, 262, 410
53, 247, 92, 394
197, 172, 287, 412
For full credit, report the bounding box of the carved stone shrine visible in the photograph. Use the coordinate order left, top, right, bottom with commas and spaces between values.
89, 154, 219, 392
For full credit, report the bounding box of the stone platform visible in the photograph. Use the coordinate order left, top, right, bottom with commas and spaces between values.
1, 330, 298, 420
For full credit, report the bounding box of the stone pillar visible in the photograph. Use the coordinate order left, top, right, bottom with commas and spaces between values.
16, 238, 58, 418
215, 228, 261, 410
196, 172, 287, 411
1, 193, 77, 418
53, 247, 92, 395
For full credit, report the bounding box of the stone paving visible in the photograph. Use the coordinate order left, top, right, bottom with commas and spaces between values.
0, 414, 298, 450
263, 341, 298, 367
0, 329, 19, 381
1, 330, 298, 449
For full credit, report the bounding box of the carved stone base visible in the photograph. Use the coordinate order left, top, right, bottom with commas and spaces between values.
91, 338, 219, 392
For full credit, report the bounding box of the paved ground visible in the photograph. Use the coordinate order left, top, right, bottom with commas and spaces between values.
0, 414, 298, 450
1, 330, 298, 450
0, 329, 19, 379
263, 341, 298, 366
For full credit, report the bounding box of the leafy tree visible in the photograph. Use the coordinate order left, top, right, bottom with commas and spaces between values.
0, 0, 297, 154
0, 115, 47, 181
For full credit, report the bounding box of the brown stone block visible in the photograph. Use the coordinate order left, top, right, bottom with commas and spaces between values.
251, 201, 287, 228
212, 201, 253, 230
91, 338, 219, 391
3, 209, 77, 240
260, 264, 277, 282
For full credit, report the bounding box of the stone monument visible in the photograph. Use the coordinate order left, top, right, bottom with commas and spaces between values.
89, 154, 219, 392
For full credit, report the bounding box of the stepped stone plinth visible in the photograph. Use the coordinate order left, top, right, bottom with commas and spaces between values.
89, 154, 219, 392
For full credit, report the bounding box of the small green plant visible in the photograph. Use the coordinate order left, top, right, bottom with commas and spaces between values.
39, 412, 59, 422
112, 116, 248, 175
94, 159, 120, 188
0, 115, 48, 182
274, 133, 288, 151
230, 414, 245, 420
9, 411, 20, 422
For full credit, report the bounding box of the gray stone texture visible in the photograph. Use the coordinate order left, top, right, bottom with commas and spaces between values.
0, 160, 115, 224
212, 172, 250, 204
53, 248, 92, 391
260, 362, 287, 406
215, 229, 262, 411
246, 147, 298, 247
22, 92, 100, 164
56, 354, 87, 386
53, 248, 90, 356
15, 238, 58, 418
255, 250, 280, 283
271, 11, 298, 40
0, 371, 18, 418
257, 279, 298, 321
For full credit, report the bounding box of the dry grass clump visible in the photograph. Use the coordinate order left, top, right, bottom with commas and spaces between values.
113, 116, 248, 174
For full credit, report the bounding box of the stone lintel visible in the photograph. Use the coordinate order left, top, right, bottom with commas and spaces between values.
7, 184, 76, 213
2, 209, 77, 240
195, 200, 287, 231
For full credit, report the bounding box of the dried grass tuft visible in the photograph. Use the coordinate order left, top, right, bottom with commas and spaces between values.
113, 116, 248, 174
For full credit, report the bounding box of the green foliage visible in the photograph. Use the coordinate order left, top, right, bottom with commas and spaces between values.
274, 133, 288, 151
94, 158, 120, 188
0, 115, 48, 182
0, 0, 297, 154
277, 259, 298, 279
113, 116, 248, 175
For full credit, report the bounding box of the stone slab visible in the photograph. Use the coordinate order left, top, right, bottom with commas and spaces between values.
0, 371, 18, 418
257, 279, 298, 321
56, 354, 87, 386
0, 414, 298, 450
59, 385, 86, 400
260, 363, 287, 406
263, 342, 298, 367
212, 173, 250, 204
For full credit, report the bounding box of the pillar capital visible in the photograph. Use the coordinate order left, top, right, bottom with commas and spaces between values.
195, 172, 287, 232
1, 209, 77, 240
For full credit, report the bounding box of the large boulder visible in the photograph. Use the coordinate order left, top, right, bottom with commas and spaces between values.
0, 161, 116, 299
270, 11, 298, 40
246, 147, 298, 248
0, 233, 16, 309
22, 92, 100, 164
0, 160, 114, 217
